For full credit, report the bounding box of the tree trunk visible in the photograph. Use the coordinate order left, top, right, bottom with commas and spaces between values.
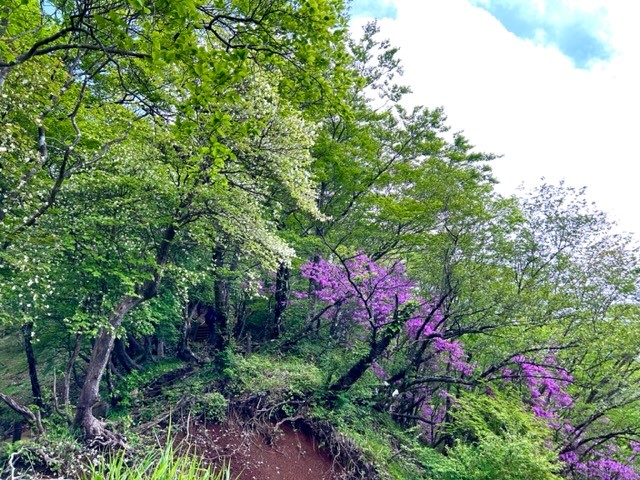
213, 244, 228, 350
143, 335, 154, 360
201, 303, 217, 346
0, 66, 10, 93
0, 393, 44, 435
177, 301, 199, 362
105, 358, 119, 405
328, 327, 396, 396
273, 262, 290, 338
127, 334, 150, 363
156, 339, 165, 358
21, 322, 44, 410
12, 420, 23, 442
113, 337, 140, 373
74, 296, 141, 444
74, 224, 175, 444
0, 11, 11, 92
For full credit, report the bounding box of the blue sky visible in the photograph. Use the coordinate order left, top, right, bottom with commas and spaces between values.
351, 0, 612, 68
469, 0, 612, 68
349, 0, 397, 20
351, 1, 640, 237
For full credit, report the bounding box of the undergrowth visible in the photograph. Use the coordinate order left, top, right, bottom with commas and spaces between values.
223, 353, 324, 397
2, 350, 562, 480
84, 439, 230, 480
113, 359, 184, 409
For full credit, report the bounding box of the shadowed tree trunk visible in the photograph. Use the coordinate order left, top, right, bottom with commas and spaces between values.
143, 336, 154, 360
328, 325, 397, 397
126, 334, 151, 363
273, 262, 290, 338
21, 322, 44, 410
12, 420, 23, 442
113, 338, 140, 373
202, 303, 217, 346
200, 245, 231, 350
213, 244, 229, 350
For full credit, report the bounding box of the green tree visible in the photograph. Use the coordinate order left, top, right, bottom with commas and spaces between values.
1, 0, 354, 444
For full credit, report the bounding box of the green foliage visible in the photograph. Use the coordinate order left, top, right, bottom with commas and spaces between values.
449, 391, 548, 440
113, 360, 183, 409
193, 392, 228, 423
2, 1, 640, 478
447, 435, 561, 480
225, 354, 323, 397
317, 404, 401, 474
312, 397, 451, 479
125, 291, 183, 344
310, 389, 562, 479
436, 393, 562, 480
84, 439, 230, 480
0, 431, 87, 479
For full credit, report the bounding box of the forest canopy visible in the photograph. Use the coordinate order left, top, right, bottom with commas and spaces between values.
1, 1, 640, 479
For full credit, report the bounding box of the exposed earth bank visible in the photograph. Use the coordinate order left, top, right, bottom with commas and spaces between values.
181, 419, 342, 480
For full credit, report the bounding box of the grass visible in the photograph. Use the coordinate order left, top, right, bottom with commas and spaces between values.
85, 439, 231, 480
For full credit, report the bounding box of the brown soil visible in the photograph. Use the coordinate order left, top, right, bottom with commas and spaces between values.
179, 418, 345, 480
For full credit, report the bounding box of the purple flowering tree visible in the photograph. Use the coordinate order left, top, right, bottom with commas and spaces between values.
378, 299, 478, 445
500, 354, 573, 424
299, 253, 416, 396
489, 352, 640, 479
299, 253, 478, 427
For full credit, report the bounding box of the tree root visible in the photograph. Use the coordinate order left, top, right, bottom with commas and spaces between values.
222, 394, 380, 479
302, 419, 380, 479
4, 448, 24, 480
83, 415, 128, 451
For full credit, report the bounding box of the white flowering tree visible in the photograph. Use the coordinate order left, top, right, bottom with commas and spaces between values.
0, 0, 351, 444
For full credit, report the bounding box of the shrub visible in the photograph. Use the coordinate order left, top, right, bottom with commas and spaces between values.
225, 354, 322, 397
193, 392, 228, 423
0, 432, 88, 479
427, 392, 563, 480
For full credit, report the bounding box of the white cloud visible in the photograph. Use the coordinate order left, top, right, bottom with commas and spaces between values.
468, 0, 612, 68
353, 0, 640, 236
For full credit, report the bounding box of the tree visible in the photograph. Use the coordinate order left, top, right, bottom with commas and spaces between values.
1, 0, 354, 444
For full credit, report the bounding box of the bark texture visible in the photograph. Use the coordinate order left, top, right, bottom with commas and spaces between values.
74, 225, 175, 445
74, 296, 141, 446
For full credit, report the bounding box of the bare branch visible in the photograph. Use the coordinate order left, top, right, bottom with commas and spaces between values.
0, 393, 45, 435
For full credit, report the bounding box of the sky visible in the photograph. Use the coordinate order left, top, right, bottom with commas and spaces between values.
348, 0, 640, 237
